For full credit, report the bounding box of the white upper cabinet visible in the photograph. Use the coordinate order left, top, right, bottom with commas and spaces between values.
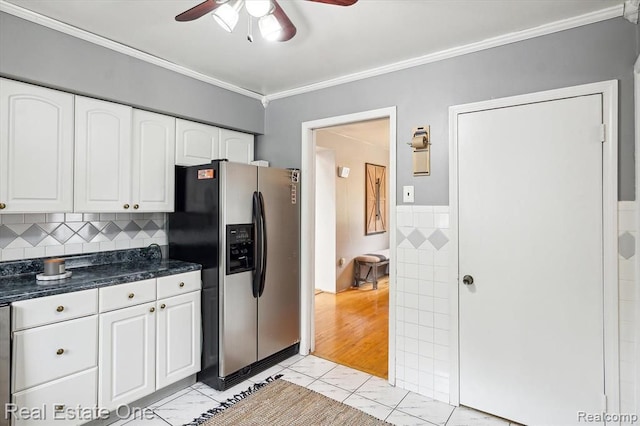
132, 110, 175, 212
74, 96, 132, 212
0, 78, 74, 213
219, 128, 254, 164
175, 119, 220, 166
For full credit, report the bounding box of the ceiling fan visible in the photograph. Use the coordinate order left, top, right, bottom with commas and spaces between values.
175, 0, 358, 42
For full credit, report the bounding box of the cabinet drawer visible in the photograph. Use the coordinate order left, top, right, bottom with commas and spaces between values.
12, 316, 98, 393
99, 279, 156, 313
157, 271, 201, 299
12, 368, 98, 426
12, 289, 98, 331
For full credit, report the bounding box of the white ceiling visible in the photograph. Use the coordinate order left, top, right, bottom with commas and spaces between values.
2, 0, 625, 97
319, 118, 390, 150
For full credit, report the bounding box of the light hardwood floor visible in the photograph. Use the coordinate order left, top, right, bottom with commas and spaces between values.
313, 277, 389, 379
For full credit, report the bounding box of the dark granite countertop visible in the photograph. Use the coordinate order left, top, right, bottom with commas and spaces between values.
0, 247, 201, 305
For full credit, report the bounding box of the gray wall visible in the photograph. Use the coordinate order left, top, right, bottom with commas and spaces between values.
0, 12, 264, 134
259, 18, 639, 203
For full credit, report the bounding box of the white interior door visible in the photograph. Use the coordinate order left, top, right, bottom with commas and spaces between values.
458, 94, 605, 425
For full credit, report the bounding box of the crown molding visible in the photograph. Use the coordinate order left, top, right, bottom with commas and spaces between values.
0, 0, 264, 102
264, 4, 624, 102
0, 1, 625, 104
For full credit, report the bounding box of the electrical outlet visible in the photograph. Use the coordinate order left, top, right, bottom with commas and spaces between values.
403, 185, 414, 203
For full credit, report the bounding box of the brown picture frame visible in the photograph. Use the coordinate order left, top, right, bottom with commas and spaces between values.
365, 163, 387, 235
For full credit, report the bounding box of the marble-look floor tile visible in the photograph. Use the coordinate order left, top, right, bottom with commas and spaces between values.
122, 415, 171, 425
278, 353, 306, 367
147, 387, 193, 410
278, 368, 316, 387
152, 389, 216, 426
319, 364, 372, 392
289, 355, 337, 378
446, 406, 510, 426
386, 409, 436, 425
396, 392, 454, 426
246, 365, 285, 384
306, 380, 352, 402
355, 376, 410, 408
195, 379, 257, 403
343, 394, 394, 421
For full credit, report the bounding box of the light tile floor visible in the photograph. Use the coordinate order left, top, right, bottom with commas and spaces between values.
111, 354, 520, 426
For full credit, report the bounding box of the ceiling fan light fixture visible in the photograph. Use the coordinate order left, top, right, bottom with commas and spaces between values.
212, 0, 244, 32
245, 0, 272, 18
258, 13, 283, 41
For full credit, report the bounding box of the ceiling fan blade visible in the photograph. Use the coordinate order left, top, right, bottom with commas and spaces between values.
272, 0, 297, 42
305, 0, 358, 5
175, 0, 221, 22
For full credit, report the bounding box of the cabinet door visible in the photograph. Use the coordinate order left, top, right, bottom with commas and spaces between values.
175, 119, 219, 166
156, 291, 201, 389
75, 96, 132, 212
132, 110, 175, 212
219, 128, 254, 164
99, 302, 155, 410
12, 369, 97, 426
0, 78, 74, 213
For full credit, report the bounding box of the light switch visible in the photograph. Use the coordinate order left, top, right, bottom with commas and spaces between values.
403, 186, 414, 203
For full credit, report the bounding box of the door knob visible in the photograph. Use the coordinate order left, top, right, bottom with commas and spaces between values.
462, 275, 474, 285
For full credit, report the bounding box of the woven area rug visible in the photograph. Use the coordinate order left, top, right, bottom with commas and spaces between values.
186, 375, 391, 426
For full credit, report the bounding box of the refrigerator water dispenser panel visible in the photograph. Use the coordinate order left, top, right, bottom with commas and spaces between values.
226, 224, 255, 275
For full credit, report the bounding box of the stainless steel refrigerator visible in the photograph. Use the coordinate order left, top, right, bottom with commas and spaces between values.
168, 160, 300, 390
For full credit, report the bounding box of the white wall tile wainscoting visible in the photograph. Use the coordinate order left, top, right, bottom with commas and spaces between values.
394, 203, 637, 418
0, 213, 167, 261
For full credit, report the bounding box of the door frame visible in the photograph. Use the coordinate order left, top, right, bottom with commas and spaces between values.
634, 55, 640, 412
300, 106, 397, 383
448, 81, 619, 410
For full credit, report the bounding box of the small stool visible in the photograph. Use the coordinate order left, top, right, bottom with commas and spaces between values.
353, 249, 389, 290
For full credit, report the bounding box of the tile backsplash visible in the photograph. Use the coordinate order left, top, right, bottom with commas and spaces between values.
395, 205, 450, 402
0, 213, 167, 261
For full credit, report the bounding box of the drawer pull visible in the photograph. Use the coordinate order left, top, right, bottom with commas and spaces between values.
160, 304, 166, 310
56, 348, 64, 355
0, 203, 6, 209
56, 306, 65, 312
128, 293, 135, 299
179, 282, 185, 288
123, 204, 130, 209
149, 307, 155, 313
133, 204, 139, 210
54, 405, 65, 411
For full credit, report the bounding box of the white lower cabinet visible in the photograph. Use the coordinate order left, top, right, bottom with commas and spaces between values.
96, 273, 202, 412
11, 272, 202, 425
11, 369, 98, 426
11, 291, 99, 426
98, 302, 156, 411
156, 291, 201, 389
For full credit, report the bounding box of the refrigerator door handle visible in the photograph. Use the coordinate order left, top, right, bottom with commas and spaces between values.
252, 191, 262, 298
258, 191, 267, 297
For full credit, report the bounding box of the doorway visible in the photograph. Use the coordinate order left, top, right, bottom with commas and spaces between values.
312, 119, 391, 378
449, 81, 619, 424
300, 107, 397, 383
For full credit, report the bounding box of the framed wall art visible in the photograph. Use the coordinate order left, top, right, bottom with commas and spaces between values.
365, 163, 387, 235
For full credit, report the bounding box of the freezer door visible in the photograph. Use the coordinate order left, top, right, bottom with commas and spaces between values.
220, 271, 257, 376
257, 167, 300, 360
219, 162, 258, 376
